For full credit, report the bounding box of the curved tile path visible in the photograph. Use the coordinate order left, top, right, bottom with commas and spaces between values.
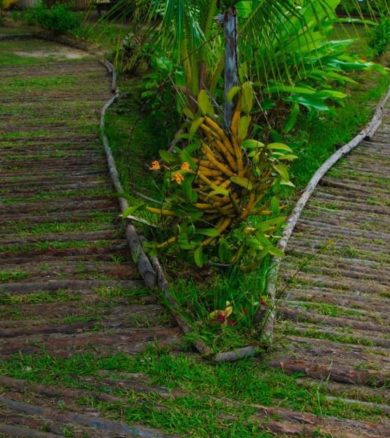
269, 98, 390, 428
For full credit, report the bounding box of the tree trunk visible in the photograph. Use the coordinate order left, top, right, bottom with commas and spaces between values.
223, 7, 239, 131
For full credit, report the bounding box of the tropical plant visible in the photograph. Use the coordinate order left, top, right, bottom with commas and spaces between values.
137, 1, 376, 129
121, 0, 378, 267
370, 17, 390, 57
23, 3, 81, 34
129, 83, 295, 267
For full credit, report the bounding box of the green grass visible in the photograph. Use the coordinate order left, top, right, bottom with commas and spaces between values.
104, 81, 177, 195
283, 23, 390, 191
0, 270, 28, 283
4, 212, 116, 235
0, 239, 113, 254
3, 188, 114, 205
285, 70, 390, 191
1, 75, 77, 90
0, 349, 384, 437
166, 267, 271, 352
0, 290, 80, 305
73, 18, 130, 52
94, 285, 150, 301
297, 302, 363, 318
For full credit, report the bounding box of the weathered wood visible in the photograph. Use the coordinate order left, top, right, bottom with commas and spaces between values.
0, 397, 173, 437
100, 93, 157, 289
0, 424, 58, 438
214, 346, 257, 362
262, 86, 390, 343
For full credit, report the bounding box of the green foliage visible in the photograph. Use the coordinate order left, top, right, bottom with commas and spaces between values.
23, 4, 81, 34
126, 1, 375, 133
369, 18, 390, 56
338, 0, 389, 16
286, 69, 390, 189
243, 1, 378, 132
129, 84, 295, 269
0, 349, 384, 435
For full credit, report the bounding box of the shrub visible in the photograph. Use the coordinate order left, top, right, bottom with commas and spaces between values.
24, 4, 80, 34
131, 84, 295, 269
370, 18, 390, 57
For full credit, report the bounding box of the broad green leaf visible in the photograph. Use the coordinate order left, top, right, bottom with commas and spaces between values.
281, 180, 295, 188
122, 204, 143, 218
182, 178, 198, 203
236, 1, 252, 18
273, 153, 298, 162
194, 246, 205, 268
159, 150, 176, 164
283, 103, 300, 133
198, 90, 214, 116
208, 187, 230, 197
266, 84, 316, 95
270, 197, 280, 215
241, 82, 254, 113
317, 89, 347, 100
189, 117, 204, 137
242, 139, 265, 149
231, 176, 253, 191
183, 142, 200, 156
288, 95, 330, 112
180, 149, 196, 168
268, 143, 293, 152
197, 228, 220, 237
273, 164, 289, 181
267, 246, 285, 257
258, 216, 286, 232
182, 107, 194, 120
178, 231, 197, 250
328, 59, 375, 72
238, 115, 251, 140
227, 85, 241, 102
308, 69, 357, 85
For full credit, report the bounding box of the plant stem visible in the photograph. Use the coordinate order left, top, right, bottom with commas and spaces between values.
223, 7, 239, 131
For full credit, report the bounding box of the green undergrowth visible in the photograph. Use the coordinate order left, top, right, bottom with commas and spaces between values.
0, 349, 385, 437
285, 70, 389, 191
104, 80, 177, 193
283, 24, 390, 192
74, 18, 130, 53
0, 270, 28, 283
103, 23, 390, 354
105, 90, 273, 350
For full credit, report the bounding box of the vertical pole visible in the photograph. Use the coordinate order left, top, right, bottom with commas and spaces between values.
224, 7, 239, 131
